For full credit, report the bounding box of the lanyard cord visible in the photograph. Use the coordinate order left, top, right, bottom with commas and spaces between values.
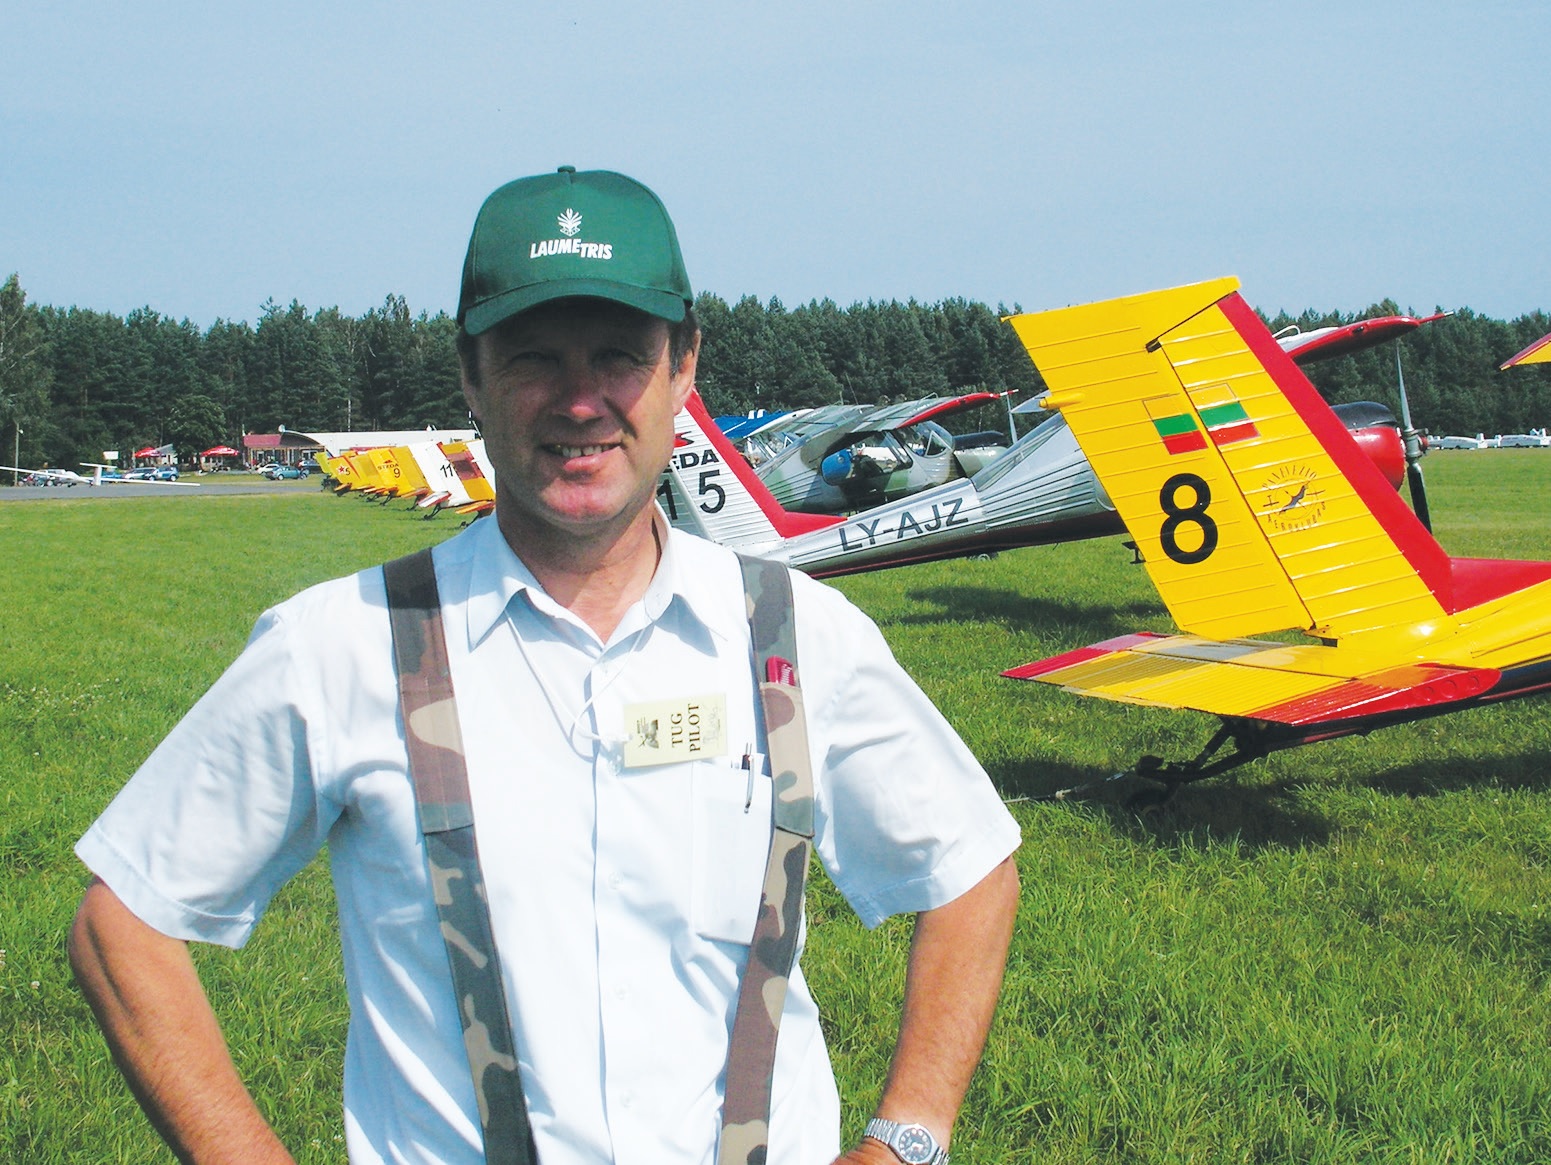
509, 517, 666, 753
509, 605, 657, 752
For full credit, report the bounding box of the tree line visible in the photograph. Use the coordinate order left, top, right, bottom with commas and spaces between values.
1, 271, 1547, 472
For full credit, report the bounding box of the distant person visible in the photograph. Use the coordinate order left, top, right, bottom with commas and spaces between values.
68, 167, 1020, 1165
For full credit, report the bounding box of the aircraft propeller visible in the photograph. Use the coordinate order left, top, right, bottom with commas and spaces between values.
1394, 343, 1432, 532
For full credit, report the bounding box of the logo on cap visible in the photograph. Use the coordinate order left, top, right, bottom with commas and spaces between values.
529, 208, 613, 261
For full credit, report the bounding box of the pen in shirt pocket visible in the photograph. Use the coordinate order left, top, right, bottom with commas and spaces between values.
741, 744, 763, 811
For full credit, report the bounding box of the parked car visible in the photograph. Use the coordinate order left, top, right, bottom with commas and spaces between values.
151, 466, 180, 481
269, 464, 307, 480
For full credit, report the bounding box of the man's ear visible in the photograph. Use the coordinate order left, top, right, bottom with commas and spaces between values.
459, 345, 483, 422
670, 333, 700, 413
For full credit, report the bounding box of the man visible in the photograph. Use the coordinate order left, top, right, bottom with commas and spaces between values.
69, 167, 1021, 1165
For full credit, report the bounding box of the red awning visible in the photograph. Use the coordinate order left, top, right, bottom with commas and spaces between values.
133, 446, 159, 458
201, 445, 241, 457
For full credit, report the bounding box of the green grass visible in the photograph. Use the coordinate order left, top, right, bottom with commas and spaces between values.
3, 453, 1550, 1162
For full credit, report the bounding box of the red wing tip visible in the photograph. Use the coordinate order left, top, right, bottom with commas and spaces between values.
1500, 331, 1551, 370
1002, 632, 1168, 680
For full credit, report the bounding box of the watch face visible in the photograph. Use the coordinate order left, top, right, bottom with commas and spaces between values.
894, 1124, 936, 1164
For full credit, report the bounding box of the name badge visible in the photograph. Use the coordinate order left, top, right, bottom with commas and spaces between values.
622, 694, 728, 768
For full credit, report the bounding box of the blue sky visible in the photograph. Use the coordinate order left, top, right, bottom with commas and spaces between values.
3, 1, 1546, 327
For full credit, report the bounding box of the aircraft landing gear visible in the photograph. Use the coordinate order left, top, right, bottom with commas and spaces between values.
1032, 720, 1281, 808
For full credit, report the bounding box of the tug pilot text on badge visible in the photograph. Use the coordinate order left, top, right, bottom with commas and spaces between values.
672, 704, 704, 754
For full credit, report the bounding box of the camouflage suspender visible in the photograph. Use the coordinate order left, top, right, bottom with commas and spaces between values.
384, 548, 537, 1165
719, 554, 816, 1165
383, 546, 813, 1165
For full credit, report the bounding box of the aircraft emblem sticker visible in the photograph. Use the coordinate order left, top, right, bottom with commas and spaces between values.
1259, 464, 1325, 532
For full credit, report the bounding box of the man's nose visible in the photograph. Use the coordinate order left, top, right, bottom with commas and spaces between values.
554, 357, 608, 417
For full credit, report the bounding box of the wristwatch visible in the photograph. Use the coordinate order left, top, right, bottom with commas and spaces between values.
863, 1117, 950, 1165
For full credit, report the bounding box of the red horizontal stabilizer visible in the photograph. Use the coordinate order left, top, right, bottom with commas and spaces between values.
1001, 632, 1169, 680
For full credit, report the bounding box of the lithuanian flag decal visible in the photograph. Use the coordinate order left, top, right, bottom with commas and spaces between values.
1145, 387, 1260, 456
1145, 399, 1208, 455
1194, 385, 1260, 447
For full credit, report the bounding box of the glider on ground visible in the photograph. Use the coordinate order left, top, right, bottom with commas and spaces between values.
1, 464, 197, 487
998, 278, 1551, 800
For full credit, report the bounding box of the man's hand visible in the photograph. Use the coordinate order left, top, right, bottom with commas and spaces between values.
832, 1139, 900, 1164
68, 878, 295, 1165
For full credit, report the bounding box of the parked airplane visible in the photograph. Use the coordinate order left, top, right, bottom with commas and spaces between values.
998, 278, 1551, 800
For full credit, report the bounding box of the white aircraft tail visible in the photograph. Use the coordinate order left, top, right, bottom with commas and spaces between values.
661, 393, 841, 557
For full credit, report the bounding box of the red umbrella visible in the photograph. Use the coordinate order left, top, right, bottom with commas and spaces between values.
133, 446, 159, 459
201, 446, 241, 457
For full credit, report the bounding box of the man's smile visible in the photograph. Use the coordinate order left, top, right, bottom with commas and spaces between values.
544, 442, 620, 459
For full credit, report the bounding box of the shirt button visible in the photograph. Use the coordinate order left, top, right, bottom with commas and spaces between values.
607, 872, 623, 890
614, 985, 628, 1000
619, 1092, 633, 1108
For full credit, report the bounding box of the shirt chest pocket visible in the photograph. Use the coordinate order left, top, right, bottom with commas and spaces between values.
690, 757, 773, 946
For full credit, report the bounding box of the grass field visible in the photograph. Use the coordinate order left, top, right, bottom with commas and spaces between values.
3, 451, 1549, 1163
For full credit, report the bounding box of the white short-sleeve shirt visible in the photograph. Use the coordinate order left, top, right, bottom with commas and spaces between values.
77, 515, 1021, 1165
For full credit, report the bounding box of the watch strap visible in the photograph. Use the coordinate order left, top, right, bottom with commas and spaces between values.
864, 1117, 950, 1165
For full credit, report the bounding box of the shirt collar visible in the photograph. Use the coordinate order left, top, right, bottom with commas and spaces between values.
459, 508, 724, 655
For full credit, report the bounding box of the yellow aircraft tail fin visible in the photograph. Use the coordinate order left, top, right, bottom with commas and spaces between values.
440, 441, 496, 505
1006, 279, 1452, 640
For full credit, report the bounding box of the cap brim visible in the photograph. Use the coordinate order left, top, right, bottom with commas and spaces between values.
462, 277, 687, 335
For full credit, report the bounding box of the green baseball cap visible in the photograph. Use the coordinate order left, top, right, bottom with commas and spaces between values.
458, 166, 693, 335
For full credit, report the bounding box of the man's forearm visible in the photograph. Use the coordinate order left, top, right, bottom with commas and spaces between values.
838, 854, 1020, 1163
68, 878, 295, 1165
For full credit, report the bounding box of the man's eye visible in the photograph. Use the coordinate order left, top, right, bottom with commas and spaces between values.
599, 349, 650, 369
499, 352, 557, 378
